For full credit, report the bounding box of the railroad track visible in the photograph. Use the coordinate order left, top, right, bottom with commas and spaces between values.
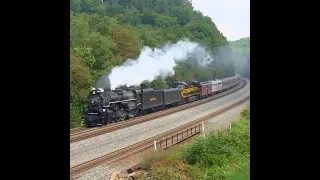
70, 79, 247, 144
70, 127, 91, 134
70, 94, 250, 179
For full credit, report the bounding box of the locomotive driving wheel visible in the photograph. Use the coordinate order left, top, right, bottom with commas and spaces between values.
117, 108, 127, 121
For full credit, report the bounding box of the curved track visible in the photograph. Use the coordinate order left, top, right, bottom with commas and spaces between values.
70, 128, 88, 134
70, 79, 246, 143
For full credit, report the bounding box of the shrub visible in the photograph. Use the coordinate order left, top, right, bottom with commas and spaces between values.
240, 105, 250, 119
143, 106, 250, 180
140, 150, 170, 170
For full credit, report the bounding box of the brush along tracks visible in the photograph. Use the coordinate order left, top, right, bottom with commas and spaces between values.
70, 94, 250, 179
70, 79, 247, 144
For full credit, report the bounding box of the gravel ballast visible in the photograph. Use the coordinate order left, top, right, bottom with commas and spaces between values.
70, 79, 250, 169
75, 98, 250, 180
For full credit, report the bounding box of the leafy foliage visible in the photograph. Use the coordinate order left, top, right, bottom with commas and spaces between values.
70, 0, 238, 128
142, 106, 250, 180
70, 49, 93, 127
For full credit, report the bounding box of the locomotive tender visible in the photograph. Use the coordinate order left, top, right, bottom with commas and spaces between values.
84, 75, 241, 127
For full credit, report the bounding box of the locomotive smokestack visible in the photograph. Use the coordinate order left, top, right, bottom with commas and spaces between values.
95, 73, 111, 90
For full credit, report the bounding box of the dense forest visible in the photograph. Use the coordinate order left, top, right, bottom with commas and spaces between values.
70, 0, 238, 128
229, 37, 250, 78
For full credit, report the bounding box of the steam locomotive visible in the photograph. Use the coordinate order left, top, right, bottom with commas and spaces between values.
84, 75, 241, 127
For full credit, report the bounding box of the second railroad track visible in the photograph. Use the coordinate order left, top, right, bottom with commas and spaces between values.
70, 79, 247, 143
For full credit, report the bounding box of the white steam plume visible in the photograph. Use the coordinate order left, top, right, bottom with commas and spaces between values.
106, 39, 214, 90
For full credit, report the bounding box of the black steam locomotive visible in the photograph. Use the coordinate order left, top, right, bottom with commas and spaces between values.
85, 86, 139, 126
84, 85, 181, 127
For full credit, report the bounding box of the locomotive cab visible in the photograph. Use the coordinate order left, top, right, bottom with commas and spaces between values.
171, 81, 189, 89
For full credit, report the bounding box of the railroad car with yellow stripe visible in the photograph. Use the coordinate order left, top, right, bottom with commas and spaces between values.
171, 81, 201, 104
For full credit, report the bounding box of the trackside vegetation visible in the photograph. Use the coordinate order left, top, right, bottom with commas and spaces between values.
139, 106, 250, 180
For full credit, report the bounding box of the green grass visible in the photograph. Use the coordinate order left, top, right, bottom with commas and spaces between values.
140, 105, 250, 180
227, 167, 250, 180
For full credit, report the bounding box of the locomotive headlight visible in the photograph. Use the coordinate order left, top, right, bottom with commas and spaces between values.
99, 108, 106, 113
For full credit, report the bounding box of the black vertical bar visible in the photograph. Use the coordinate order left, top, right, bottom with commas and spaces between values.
172, 135, 173, 145
177, 133, 178, 143
166, 137, 167, 148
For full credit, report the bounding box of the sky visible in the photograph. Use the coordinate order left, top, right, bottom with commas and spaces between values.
191, 0, 250, 41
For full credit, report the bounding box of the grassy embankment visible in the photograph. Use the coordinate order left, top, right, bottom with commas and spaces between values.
139, 106, 250, 180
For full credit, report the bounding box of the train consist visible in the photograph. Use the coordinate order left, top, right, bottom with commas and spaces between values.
84, 75, 241, 127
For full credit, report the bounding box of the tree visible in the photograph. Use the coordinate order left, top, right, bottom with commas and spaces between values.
70, 49, 92, 101
141, 9, 158, 25
70, 0, 83, 12
150, 76, 169, 89
155, 14, 178, 28
106, 0, 123, 15
72, 46, 96, 68
112, 26, 141, 61
122, 6, 142, 25
70, 49, 93, 127
70, 13, 91, 47
83, 32, 118, 72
